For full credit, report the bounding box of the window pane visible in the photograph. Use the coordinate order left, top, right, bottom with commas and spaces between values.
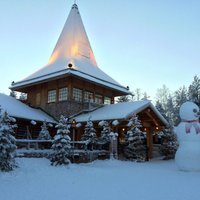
73, 88, 82, 102
48, 90, 56, 103
84, 91, 93, 102
104, 96, 111, 105
95, 94, 103, 104
59, 87, 68, 101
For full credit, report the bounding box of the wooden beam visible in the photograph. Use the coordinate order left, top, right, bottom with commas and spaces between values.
145, 109, 159, 127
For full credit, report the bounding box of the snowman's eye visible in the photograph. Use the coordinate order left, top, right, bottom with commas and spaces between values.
193, 108, 197, 113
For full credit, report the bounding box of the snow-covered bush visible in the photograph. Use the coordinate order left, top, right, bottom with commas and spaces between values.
112, 120, 119, 126
50, 116, 71, 166
81, 117, 97, 150
30, 120, 37, 125
124, 114, 147, 162
157, 128, 178, 160
109, 132, 118, 140
38, 120, 51, 140
0, 110, 17, 171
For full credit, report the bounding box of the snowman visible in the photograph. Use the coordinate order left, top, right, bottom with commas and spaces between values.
175, 101, 200, 171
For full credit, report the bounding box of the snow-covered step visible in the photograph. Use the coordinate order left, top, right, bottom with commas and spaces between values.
152, 144, 162, 158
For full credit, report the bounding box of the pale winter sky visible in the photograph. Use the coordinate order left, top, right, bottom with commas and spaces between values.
0, 0, 200, 100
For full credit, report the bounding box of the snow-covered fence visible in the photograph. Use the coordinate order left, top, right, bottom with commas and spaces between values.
16, 139, 53, 150
16, 139, 91, 150
16, 139, 109, 161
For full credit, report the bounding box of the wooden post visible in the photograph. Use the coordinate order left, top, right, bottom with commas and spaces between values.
110, 132, 118, 159
146, 129, 153, 159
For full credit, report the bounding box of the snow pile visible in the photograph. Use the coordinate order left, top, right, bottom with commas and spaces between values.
0, 158, 200, 200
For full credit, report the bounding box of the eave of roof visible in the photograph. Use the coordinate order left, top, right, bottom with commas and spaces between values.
72, 101, 169, 126
10, 68, 130, 95
0, 93, 57, 123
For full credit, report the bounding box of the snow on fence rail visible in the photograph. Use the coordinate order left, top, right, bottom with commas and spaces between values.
16, 139, 91, 150
16, 139, 109, 161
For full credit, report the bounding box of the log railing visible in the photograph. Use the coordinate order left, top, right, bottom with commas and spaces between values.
16, 139, 90, 150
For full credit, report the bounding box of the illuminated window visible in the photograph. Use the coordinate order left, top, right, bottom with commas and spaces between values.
95, 94, 103, 104
84, 91, 93, 102
59, 87, 68, 101
104, 96, 111, 105
73, 88, 82, 102
48, 90, 56, 103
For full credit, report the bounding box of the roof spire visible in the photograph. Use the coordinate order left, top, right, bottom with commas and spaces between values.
10, 3, 129, 95
47, 2, 97, 66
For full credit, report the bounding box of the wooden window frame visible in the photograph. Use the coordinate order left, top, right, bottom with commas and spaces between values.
47, 90, 56, 103
84, 91, 93, 102
73, 88, 82, 102
104, 96, 111, 105
95, 94, 103, 104
59, 87, 68, 101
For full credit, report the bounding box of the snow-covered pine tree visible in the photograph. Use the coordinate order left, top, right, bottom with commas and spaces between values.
157, 128, 178, 160
141, 92, 150, 100
0, 110, 17, 171
124, 114, 147, 162
38, 120, 51, 140
117, 95, 131, 103
9, 90, 17, 98
165, 94, 176, 126
188, 75, 200, 107
98, 120, 111, 145
81, 116, 97, 150
173, 86, 188, 125
19, 92, 27, 101
155, 100, 167, 118
50, 116, 71, 166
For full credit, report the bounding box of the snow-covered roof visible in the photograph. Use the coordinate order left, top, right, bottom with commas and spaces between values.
11, 4, 129, 95
73, 100, 168, 126
0, 93, 56, 123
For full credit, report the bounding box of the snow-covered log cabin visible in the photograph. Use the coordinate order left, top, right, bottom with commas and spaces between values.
72, 100, 168, 159
8, 3, 168, 159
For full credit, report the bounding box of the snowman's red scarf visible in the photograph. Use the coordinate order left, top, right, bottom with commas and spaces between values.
182, 120, 200, 134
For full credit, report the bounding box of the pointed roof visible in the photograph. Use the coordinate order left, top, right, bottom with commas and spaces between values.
11, 4, 129, 95
48, 3, 97, 67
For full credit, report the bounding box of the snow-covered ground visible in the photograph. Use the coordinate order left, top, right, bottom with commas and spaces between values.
0, 158, 200, 200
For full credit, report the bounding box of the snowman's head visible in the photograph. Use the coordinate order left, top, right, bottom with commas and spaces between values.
180, 101, 200, 121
